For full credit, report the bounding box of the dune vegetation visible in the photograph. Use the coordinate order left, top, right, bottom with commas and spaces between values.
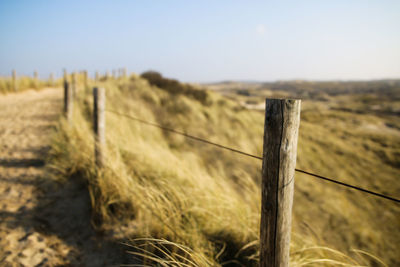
47, 73, 399, 266
0, 75, 62, 94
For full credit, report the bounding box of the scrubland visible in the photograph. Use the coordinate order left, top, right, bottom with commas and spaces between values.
47, 74, 399, 266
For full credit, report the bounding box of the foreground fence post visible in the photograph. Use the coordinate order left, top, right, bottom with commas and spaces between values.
12, 70, 17, 92
63, 72, 73, 122
260, 99, 301, 267
93, 87, 105, 168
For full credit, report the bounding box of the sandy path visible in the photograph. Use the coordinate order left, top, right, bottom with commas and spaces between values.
0, 89, 130, 266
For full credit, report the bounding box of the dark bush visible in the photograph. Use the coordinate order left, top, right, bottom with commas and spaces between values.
141, 71, 209, 105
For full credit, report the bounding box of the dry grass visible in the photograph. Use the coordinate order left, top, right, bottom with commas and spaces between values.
47, 75, 398, 266
0, 75, 63, 93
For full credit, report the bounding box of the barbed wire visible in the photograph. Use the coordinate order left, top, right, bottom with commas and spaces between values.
105, 109, 400, 204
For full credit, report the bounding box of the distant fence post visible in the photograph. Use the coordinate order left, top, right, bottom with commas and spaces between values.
33, 71, 38, 88
71, 72, 77, 98
83, 70, 88, 91
93, 87, 106, 168
260, 99, 301, 267
12, 70, 17, 92
49, 72, 54, 87
63, 72, 73, 122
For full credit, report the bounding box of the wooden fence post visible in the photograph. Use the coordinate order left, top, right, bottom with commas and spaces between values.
93, 87, 105, 168
260, 99, 301, 267
12, 70, 17, 92
63, 72, 73, 122
33, 71, 38, 88
71, 72, 77, 98
83, 70, 88, 90
49, 72, 54, 87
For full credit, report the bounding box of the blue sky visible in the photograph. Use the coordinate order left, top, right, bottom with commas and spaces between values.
0, 0, 399, 82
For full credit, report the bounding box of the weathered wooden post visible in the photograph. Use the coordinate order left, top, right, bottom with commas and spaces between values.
63, 69, 67, 81
12, 70, 17, 92
71, 72, 77, 98
33, 71, 38, 88
83, 70, 88, 90
260, 99, 301, 267
93, 87, 105, 167
49, 72, 54, 87
63, 71, 73, 122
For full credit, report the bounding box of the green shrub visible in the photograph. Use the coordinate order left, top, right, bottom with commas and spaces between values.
141, 71, 210, 105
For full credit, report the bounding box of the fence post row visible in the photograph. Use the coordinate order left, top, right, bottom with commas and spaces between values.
63, 71, 73, 122
260, 99, 301, 267
93, 87, 106, 168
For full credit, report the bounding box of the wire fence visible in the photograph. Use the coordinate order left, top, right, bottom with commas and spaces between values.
105, 109, 400, 204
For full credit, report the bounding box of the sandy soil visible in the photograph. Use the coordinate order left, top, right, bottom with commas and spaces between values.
0, 89, 131, 267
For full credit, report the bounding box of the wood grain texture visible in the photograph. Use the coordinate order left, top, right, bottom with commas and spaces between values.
93, 87, 106, 167
260, 99, 301, 267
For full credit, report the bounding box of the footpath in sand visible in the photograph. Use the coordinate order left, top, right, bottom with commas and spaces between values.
0, 88, 130, 266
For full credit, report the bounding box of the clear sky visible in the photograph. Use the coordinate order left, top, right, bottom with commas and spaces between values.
0, 0, 399, 82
